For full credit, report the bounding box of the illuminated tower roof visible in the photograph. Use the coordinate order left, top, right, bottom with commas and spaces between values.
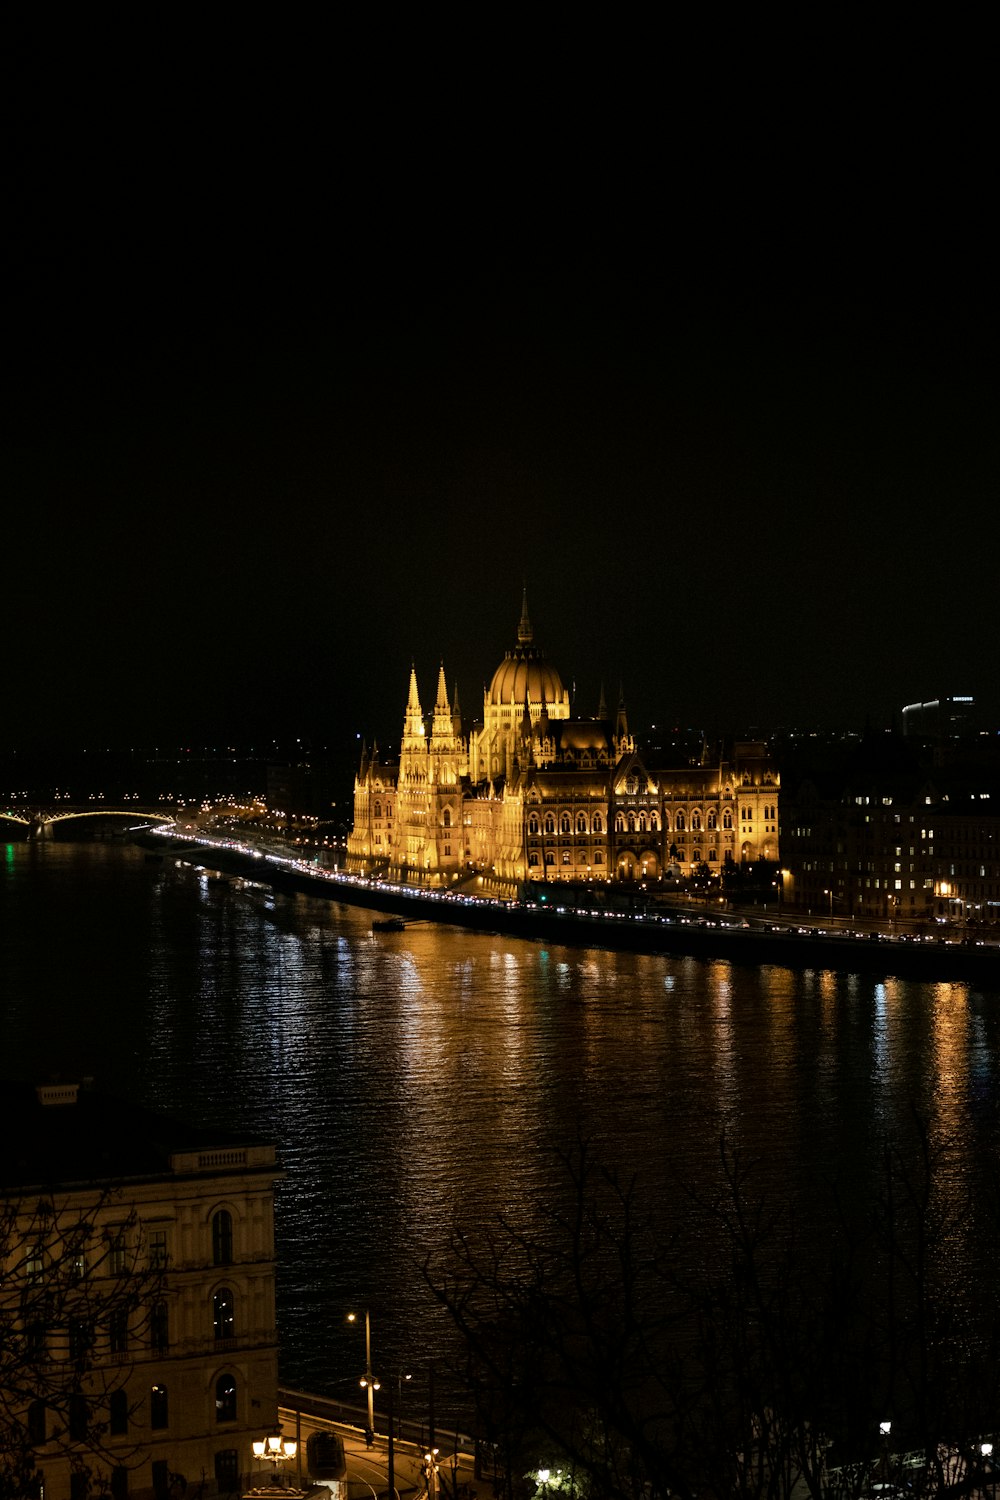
486, 590, 567, 708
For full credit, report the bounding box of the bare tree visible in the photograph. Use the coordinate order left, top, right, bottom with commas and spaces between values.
0, 1188, 164, 1498
425, 1125, 1000, 1500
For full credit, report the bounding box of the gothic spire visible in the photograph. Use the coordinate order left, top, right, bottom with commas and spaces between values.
518, 584, 533, 645
434, 660, 449, 714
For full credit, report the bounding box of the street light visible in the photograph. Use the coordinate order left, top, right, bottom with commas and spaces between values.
348, 1309, 380, 1447
252, 1430, 298, 1484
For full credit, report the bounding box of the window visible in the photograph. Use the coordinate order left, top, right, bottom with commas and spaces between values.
676, 813, 685, 831
27, 1400, 46, 1445
212, 1209, 233, 1267
109, 1389, 128, 1436
111, 1467, 129, 1500
562, 851, 571, 865
71, 1475, 90, 1500
576, 814, 587, 833
148, 1229, 168, 1269
215, 1450, 240, 1492
216, 1374, 237, 1423
707, 811, 717, 830
69, 1318, 93, 1365
152, 1460, 169, 1497
691, 812, 701, 831
150, 1301, 169, 1353
528, 814, 539, 835
109, 1307, 129, 1355
25, 1321, 46, 1362
150, 1383, 168, 1431
26, 1243, 44, 1284
594, 852, 604, 865
593, 813, 603, 834
544, 814, 555, 835
69, 1395, 89, 1441
213, 1287, 235, 1341
107, 1228, 127, 1276
560, 813, 571, 835
442, 808, 451, 828
723, 811, 733, 829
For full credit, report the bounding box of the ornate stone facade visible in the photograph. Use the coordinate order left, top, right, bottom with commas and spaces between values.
346, 597, 779, 894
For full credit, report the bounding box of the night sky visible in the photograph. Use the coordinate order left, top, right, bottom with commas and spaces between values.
6, 34, 997, 759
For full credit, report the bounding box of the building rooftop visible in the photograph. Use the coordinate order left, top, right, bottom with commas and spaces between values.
0, 1079, 276, 1192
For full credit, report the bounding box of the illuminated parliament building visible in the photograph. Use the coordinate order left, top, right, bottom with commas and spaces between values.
346, 596, 779, 896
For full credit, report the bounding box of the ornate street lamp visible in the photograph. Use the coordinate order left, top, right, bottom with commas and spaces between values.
252, 1429, 298, 1484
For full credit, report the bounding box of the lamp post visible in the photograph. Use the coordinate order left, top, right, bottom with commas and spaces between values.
348, 1309, 379, 1447
423, 1446, 440, 1500
877, 1419, 891, 1488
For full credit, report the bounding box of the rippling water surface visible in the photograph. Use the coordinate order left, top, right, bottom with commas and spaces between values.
3, 842, 1000, 1422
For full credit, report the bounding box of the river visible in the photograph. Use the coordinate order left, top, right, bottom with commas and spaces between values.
3, 840, 1000, 1433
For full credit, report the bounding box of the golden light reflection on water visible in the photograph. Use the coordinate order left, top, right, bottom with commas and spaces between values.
5, 844, 1000, 1396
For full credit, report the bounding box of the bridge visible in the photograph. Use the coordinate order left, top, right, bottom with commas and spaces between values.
0, 805, 177, 840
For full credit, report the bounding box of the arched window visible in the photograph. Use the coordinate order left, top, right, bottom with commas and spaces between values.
691, 812, 702, 831
109, 1389, 128, 1436
576, 813, 587, 833
213, 1288, 235, 1342
676, 812, 686, 832
615, 814, 625, 832
442, 808, 451, 828
150, 1384, 168, 1431
627, 814, 636, 833
593, 813, 603, 834
562, 851, 571, 865
594, 851, 604, 864
69, 1395, 89, 1441
638, 813, 647, 832
528, 814, 539, 835
560, 813, 571, 835
28, 1400, 46, 1445
650, 812, 659, 831
212, 1210, 233, 1267
216, 1374, 237, 1423
707, 810, 717, 830
544, 814, 555, 835
374, 801, 382, 819
723, 810, 733, 829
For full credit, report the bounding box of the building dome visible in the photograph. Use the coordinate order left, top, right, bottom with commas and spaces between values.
486, 595, 566, 707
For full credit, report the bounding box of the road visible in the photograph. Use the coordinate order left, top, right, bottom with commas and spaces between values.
276, 1393, 480, 1500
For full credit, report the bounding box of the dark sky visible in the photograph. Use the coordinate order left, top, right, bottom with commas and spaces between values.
6, 33, 997, 758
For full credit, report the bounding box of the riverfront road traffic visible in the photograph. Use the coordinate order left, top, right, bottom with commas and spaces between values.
277, 1389, 478, 1499
147, 827, 1000, 987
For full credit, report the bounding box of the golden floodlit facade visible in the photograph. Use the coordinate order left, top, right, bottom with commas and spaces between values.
346, 597, 779, 896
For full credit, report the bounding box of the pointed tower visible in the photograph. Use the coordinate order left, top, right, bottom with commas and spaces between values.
391, 666, 430, 882
615, 685, 635, 757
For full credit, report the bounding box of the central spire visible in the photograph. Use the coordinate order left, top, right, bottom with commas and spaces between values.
518, 585, 533, 645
